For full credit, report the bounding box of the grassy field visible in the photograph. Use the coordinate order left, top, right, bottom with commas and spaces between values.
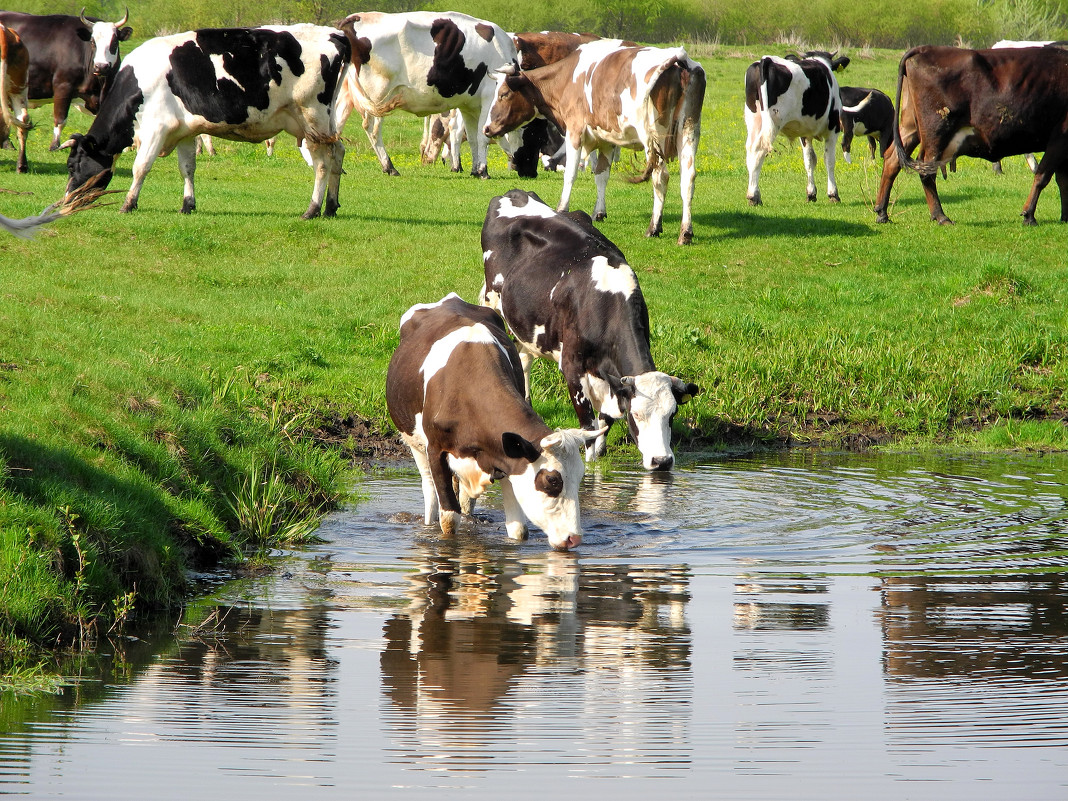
2, 43, 1068, 663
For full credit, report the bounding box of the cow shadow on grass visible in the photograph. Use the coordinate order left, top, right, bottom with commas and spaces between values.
695, 209, 878, 241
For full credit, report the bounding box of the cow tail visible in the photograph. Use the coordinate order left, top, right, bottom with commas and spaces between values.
627, 150, 660, 184
893, 48, 942, 177
842, 91, 872, 114
756, 57, 777, 154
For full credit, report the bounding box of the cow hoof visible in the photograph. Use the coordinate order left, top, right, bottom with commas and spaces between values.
933, 216, 955, 226
119, 201, 137, 213
747, 194, 761, 207
16, 164, 27, 175
48, 142, 60, 152
594, 212, 607, 221
301, 204, 322, 220
828, 194, 841, 203
677, 230, 693, 246
806, 193, 817, 202
645, 225, 661, 238
875, 212, 890, 224
471, 167, 489, 179
324, 199, 340, 217
1022, 215, 1038, 226
181, 199, 195, 214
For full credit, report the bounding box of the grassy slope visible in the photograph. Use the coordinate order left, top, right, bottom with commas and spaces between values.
1, 44, 1067, 657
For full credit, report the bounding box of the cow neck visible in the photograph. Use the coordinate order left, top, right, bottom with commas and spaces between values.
86, 65, 140, 155
524, 59, 571, 133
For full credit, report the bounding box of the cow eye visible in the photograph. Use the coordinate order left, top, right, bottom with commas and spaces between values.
534, 469, 563, 497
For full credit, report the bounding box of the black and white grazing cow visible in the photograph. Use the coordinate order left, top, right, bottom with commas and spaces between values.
335, 11, 517, 177
386, 293, 602, 550
839, 86, 894, 163
62, 25, 350, 218
480, 190, 699, 471
0, 9, 132, 155
744, 51, 849, 205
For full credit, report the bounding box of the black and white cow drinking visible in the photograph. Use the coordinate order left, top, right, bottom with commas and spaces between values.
744, 51, 849, 205
480, 189, 699, 471
839, 86, 894, 163
63, 25, 350, 218
386, 293, 602, 550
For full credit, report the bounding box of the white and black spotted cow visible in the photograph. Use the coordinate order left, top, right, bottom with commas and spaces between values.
839, 86, 894, 163
336, 11, 517, 177
386, 293, 603, 550
744, 51, 849, 205
479, 190, 699, 471
63, 25, 350, 218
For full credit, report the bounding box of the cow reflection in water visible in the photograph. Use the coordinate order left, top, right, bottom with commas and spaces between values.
380, 545, 691, 758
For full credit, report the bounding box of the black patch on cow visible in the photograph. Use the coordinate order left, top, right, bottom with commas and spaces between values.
166, 29, 305, 125
534, 469, 563, 497
317, 32, 350, 106
428, 18, 489, 98
759, 60, 794, 109
799, 62, 834, 122
511, 118, 551, 178
475, 23, 494, 42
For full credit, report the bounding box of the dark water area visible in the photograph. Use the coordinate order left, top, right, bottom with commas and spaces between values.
3, 451, 1068, 799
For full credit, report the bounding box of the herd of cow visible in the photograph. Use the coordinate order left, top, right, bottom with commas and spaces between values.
3, 9, 1068, 548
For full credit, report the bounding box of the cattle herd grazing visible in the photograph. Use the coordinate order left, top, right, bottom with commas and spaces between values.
3, 10, 1068, 546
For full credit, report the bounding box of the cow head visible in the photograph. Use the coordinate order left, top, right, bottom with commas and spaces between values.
501, 427, 605, 550
77, 8, 132, 77
484, 69, 538, 140
796, 50, 850, 72
606, 372, 699, 471
62, 133, 115, 197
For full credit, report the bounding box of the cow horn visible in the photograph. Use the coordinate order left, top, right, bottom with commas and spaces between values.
496, 63, 519, 76
79, 7, 90, 26
58, 138, 78, 150
115, 7, 128, 27
339, 13, 361, 27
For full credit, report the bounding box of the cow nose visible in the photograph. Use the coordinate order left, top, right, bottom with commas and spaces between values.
650, 455, 674, 471
553, 533, 582, 551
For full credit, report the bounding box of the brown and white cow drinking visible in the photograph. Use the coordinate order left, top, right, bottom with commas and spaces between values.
483, 39, 705, 245
386, 293, 603, 550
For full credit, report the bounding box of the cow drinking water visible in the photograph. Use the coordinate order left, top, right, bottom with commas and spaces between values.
386, 293, 603, 550
480, 189, 699, 470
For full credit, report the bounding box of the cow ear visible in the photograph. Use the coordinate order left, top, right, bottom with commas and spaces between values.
119, 26, 133, 41
606, 373, 636, 401
504, 73, 527, 91
833, 56, 850, 71
671, 378, 700, 405
502, 431, 542, 463
76, 26, 93, 42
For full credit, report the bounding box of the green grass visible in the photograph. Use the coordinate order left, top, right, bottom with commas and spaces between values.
2, 44, 1067, 665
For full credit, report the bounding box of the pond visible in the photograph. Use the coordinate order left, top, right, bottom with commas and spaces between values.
2, 451, 1068, 800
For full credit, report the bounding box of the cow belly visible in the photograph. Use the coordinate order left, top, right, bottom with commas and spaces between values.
779, 117, 831, 140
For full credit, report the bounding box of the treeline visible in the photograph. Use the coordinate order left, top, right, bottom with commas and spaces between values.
22, 0, 1068, 55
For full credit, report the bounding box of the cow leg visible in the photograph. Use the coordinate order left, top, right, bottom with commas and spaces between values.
361, 113, 398, 176
518, 350, 535, 400
557, 138, 583, 213
745, 111, 768, 206
592, 151, 612, 221
498, 478, 529, 541
429, 449, 462, 536
646, 157, 668, 238
121, 136, 164, 213
301, 139, 344, 219
677, 110, 700, 245
800, 138, 818, 201
1055, 168, 1068, 223
461, 108, 488, 179
403, 436, 439, 526
323, 140, 345, 217
920, 171, 952, 225
867, 134, 877, 161
176, 139, 197, 214
824, 134, 840, 202
874, 128, 919, 223
48, 94, 72, 151
841, 124, 855, 164
1021, 166, 1055, 225
14, 103, 29, 174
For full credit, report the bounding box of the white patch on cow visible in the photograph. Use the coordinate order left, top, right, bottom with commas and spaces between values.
483, 249, 494, 263
399, 292, 462, 330
420, 322, 509, 393
90, 23, 123, 71
492, 273, 505, 290
209, 53, 245, 91
580, 373, 624, 419
944, 126, 977, 160
532, 324, 547, 348
589, 256, 637, 297
497, 193, 556, 219
447, 454, 493, 503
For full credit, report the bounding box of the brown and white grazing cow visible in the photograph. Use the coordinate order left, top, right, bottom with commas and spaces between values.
484, 40, 705, 244
838, 86, 894, 163
480, 190, 699, 470
744, 51, 850, 205
386, 293, 603, 549
62, 25, 351, 219
0, 9, 132, 156
0, 23, 30, 173
874, 45, 1068, 225
335, 11, 517, 177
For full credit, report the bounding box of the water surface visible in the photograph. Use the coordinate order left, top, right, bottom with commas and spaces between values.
2, 451, 1067, 799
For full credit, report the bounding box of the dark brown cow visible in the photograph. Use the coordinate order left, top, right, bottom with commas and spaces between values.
0, 10, 132, 155
875, 45, 1068, 225
484, 40, 705, 244
0, 22, 29, 172
385, 293, 602, 550
511, 31, 602, 70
